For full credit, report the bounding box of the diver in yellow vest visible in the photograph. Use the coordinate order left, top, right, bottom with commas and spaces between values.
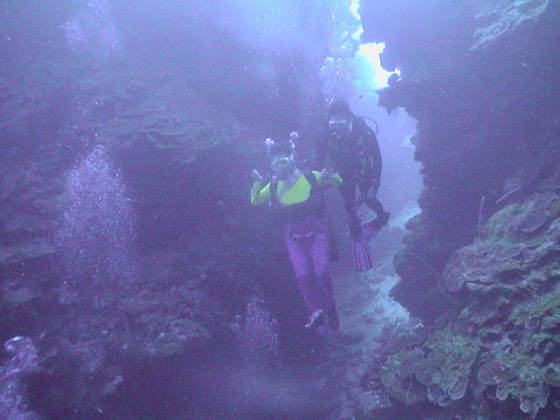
251, 134, 342, 333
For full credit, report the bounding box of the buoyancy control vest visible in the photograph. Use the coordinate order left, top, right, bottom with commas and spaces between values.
269, 168, 325, 223
327, 116, 377, 179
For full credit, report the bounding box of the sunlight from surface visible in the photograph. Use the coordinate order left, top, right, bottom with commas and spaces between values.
350, 0, 363, 40
349, 0, 400, 89
354, 42, 400, 90
350, 0, 360, 18
347, 0, 420, 231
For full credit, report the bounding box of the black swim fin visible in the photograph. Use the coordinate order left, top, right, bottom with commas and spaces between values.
329, 235, 338, 262
352, 236, 373, 272
362, 218, 383, 242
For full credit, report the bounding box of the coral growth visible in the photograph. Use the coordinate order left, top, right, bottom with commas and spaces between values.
0, 337, 41, 420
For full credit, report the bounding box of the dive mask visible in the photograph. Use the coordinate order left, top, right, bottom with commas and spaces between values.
270, 156, 293, 171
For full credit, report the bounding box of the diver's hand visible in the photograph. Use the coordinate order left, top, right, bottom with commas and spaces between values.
252, 169, 264, 183
290, 131, 299, 142
319, 169, 331, 180
320, 169, 338, 183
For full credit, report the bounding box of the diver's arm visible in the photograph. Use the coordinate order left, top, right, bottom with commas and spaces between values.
250, 181, 271, 205
360, 121, 382, 184
314, 170, 343, 186
369, 137, 382, 185
313, 129, 329, 170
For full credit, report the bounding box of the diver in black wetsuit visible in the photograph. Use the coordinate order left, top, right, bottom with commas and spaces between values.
315, 99, 390, 271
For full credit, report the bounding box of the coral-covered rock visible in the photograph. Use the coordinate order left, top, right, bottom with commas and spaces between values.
379, 331, 478, 408
380, 349, 427, 404
359, 0, 560, 417
0, 47, 270, 420
0, 240, 55, 266
0, 337, 41, 420
472, 0, 551, 49
442, 192, 560, 294
361, 0, 560, 324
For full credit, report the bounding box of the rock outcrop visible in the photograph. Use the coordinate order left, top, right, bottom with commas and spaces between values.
0, 0, 336, 416
357, 0, 560, 418
0, 64, 251, 417
0, 337, 41, 420
362, 0, 560, 321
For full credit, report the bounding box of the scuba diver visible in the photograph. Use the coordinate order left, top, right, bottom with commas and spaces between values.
315, 99, 390, 272
250, 134, 342, 334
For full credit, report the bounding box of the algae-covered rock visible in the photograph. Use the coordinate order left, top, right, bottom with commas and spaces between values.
543, 364, 560, 387
380, 331, 478, 407
359, 0, 560, 417
416, 332, 479, 401
443, 193, 560, 295
478, 357, 515, 386
472, 0, 551, 49
473, 340, 555, 417
0, 337, 41, 420
0, 239, 55, 266
378, 192, 560, 417
380, 349, 427, 404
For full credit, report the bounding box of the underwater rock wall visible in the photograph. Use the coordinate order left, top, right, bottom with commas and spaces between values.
361, 0, 560, 322
0, 1, 332, 416
0, 62, 249, 418
0, 337, 41, 420
357, 0, 560, 418
361, 189, 560, 419
0, 9, 297, 418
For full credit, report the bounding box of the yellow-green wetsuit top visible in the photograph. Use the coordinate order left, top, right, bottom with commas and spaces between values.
250, 170, 342, 206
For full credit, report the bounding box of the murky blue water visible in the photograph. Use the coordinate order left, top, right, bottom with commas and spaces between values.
3, 1, 557, 419
2, 1, 420, 419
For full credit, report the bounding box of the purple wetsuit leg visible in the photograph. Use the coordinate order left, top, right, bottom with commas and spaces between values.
310, 221, 335, 310
284, 230, 322, 314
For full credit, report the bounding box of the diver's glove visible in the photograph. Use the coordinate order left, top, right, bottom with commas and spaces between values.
319, 169, 337, 183
252, 169, 264, 183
